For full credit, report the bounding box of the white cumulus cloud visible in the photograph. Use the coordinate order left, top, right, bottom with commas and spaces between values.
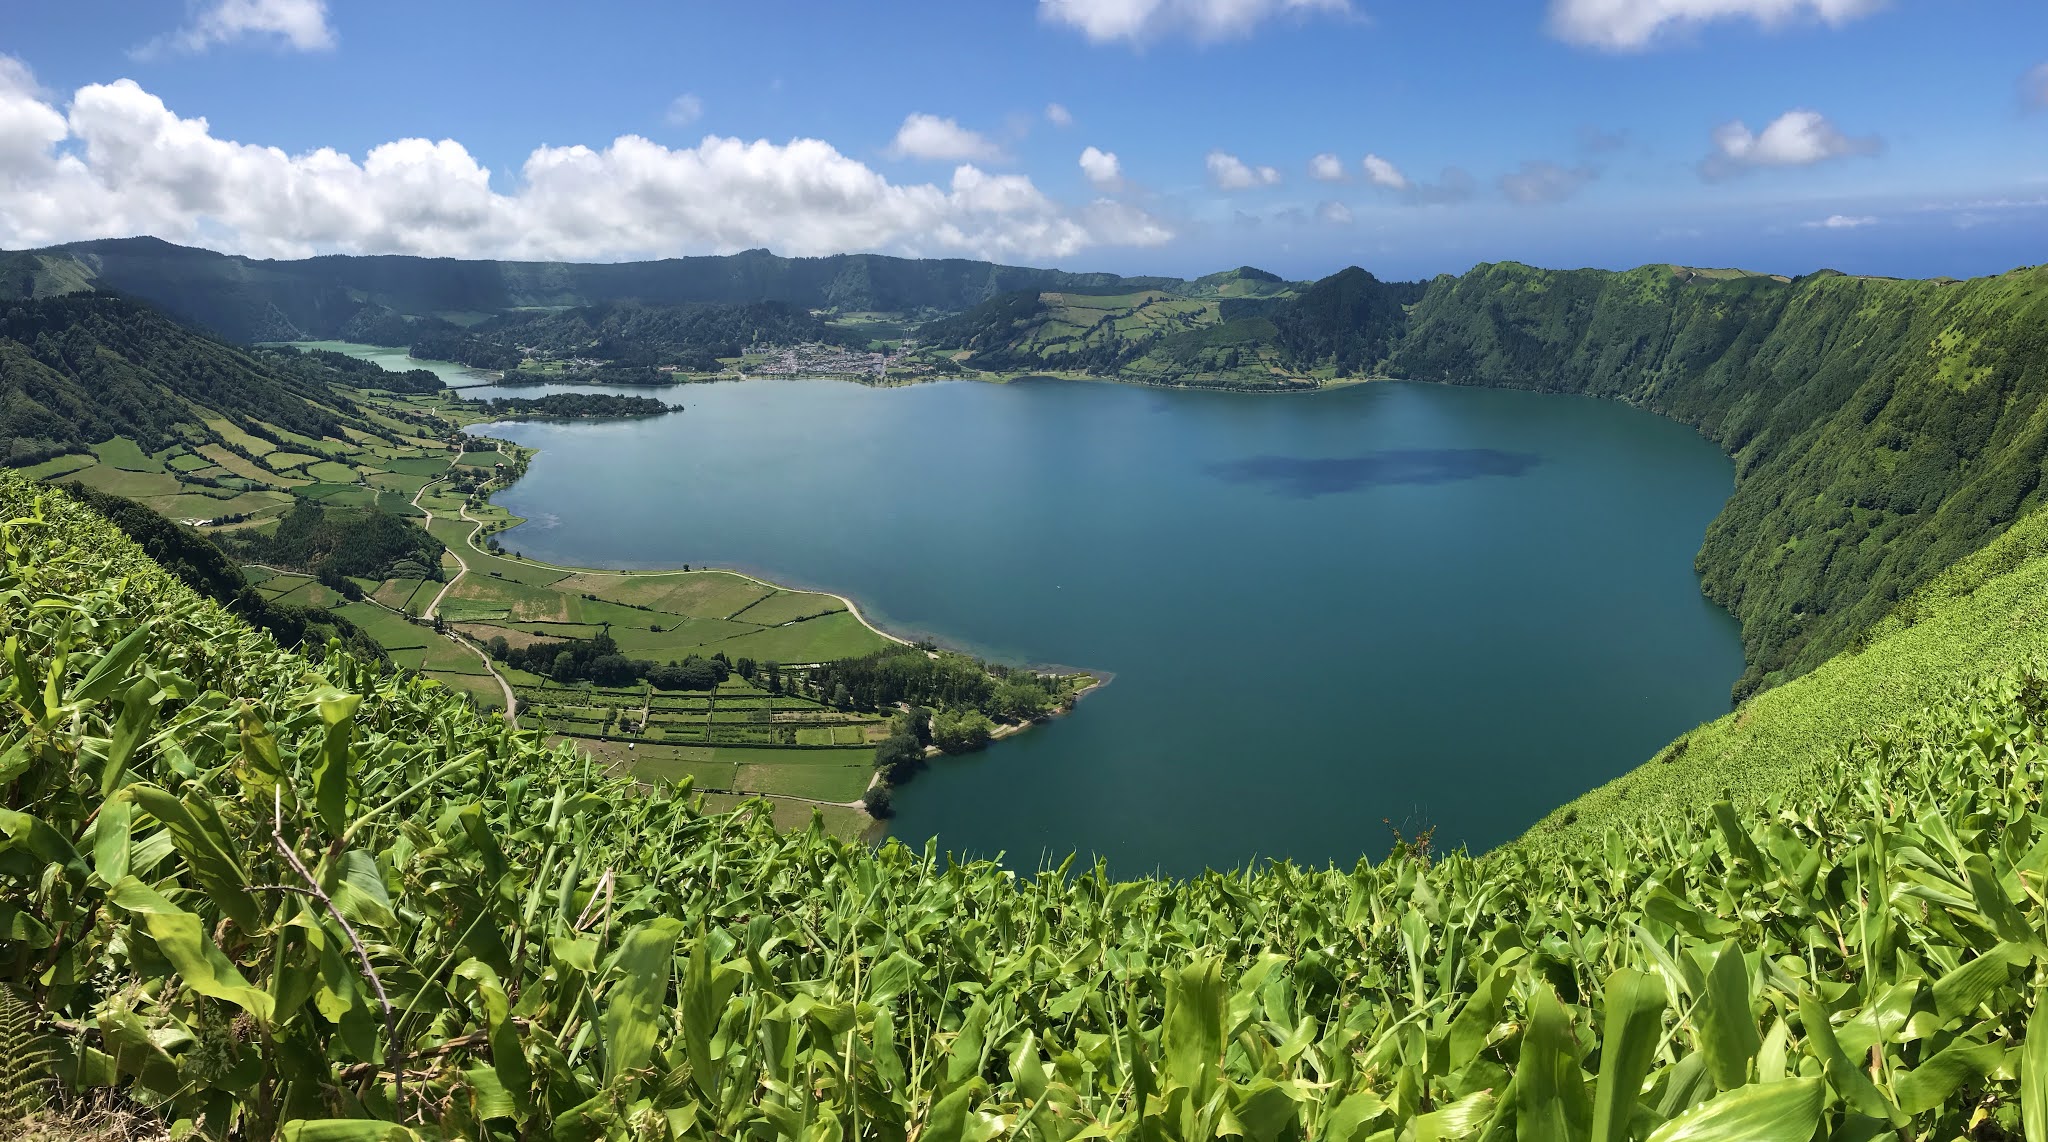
1316, 200, 1353, 224
1701, 108, 1879, 178
1548, 0, 1884, 50
1803, 213, 1876, 228
1046, 102, 1075, 127
1079, 146, 1123, 190
138, 0, 336, 56
1207, 150, 1281, 190
1361, 153, 1409, 190
1040, 0, 1349, 45
0, 61, 1171, 263
1309, 152, 1346, 182
887, 113, 1004, 162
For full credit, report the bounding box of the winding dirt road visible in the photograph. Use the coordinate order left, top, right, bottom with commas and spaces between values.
410, 474, 519, 724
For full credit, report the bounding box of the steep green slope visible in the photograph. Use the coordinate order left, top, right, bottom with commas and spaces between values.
2, 237, 1183, 343
7, 472, 2048, 1138
1394, 262, 2048, 697
914, 269, 1424, 386
0, 293, 364, 464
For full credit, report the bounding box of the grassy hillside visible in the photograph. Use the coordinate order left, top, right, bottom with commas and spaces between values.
0, 294, 361, 464
7, 473, 2048, 1137
1395, 262, 2048, 699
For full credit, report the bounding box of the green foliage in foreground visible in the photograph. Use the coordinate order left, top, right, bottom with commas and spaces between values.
7, 470, 2048, 1140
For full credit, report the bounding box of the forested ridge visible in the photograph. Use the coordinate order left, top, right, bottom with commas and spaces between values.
472, 299, 866, 371
0, 294, 361, 463
0, 237, 1182, 343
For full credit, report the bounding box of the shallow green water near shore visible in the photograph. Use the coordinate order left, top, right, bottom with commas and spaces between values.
437, 375, 1744, 875
288, 341, 502, 386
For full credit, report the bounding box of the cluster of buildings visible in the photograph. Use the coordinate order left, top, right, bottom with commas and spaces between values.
743, 342, 890, 379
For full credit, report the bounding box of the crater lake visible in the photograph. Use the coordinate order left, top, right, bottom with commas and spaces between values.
465, 376, 1745, 876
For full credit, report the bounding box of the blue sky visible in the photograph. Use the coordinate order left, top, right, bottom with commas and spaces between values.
2, 0, 2044, 281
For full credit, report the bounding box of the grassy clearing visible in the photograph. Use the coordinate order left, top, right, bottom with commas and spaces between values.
371, 577, 431, 611
16, 454, 96, 479
195, 443, 302, 485
709, 610, 892, 663
329, 601, 429, 650
89, 436, 166, 472
554, 570, 773, 617
304, 459, 359, 482
424, 669, 506, 710
366, 471, 434, 494
61, 465, 182, 499
604, 618, 764, 656
384, 455, 457, 477
729, 589, 848, 625
201, 418, 279, 457
733, 761, 871, 801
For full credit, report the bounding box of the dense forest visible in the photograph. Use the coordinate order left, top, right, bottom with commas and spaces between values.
475, 299, 866, 371
1270, 267, 1426, 375
1391, 262, 2048, 696
218, 499, 445, 583
408, 327, 523, 370
288, 346, 445, 393
469, 393, 674, 418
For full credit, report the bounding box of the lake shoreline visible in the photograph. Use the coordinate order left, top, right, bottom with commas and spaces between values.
457, 410, 1115, 831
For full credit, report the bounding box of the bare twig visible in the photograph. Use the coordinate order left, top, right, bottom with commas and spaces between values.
572, 868, 615, 934
270, 788, 407, 1121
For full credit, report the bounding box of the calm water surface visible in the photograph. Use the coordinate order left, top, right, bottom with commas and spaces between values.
456, 376, 1741, 876
290, 341, 502, 387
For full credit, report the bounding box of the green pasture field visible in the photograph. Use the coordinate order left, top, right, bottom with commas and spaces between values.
62, 465, 182, 499
18, 454, 96, 480
728, 589, 848, 625
304, 460, 360, 482
709, 611, 892, 663
553, 570, 773, 617
200, 419, 278, 457
366, 471, 434, 493
384, 455, 457, 477
731, 760, 871, 801
195, 444, 301, 485
371, 577, 430, 611
90, 436, 168, 472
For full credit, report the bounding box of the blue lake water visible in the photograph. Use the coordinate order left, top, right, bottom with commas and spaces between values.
458, 375, 1744, 875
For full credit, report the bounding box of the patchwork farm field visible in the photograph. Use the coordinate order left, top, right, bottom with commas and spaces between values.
20, 349, 928, 838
